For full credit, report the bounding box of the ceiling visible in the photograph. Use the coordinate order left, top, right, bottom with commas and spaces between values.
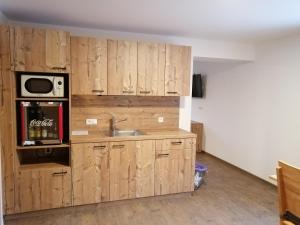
1, 0, 300, 43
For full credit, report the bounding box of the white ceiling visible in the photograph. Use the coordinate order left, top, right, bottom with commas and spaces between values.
1, 0, 300, 43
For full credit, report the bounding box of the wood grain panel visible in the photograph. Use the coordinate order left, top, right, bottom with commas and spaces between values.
12, 26, 70, 73
108, 40, 137, 95
137, 42, 165, 96
72, 142, 110, 205
46, 29, 70, 71
15, 167, 72, 213
71, 37, 107, 95
71, 96, 179, 133
165, 44, 191, 96
135, 140, 155, 197
109, 141, 136, 201
0, 25, 16, 214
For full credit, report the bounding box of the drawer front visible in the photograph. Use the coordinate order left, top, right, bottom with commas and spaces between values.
164, 138, 193, 150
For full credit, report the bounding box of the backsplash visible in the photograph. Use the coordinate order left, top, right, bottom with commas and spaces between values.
71, 96, 179, 133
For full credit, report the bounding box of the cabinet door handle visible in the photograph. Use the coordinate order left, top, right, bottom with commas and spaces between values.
157, 153, 169, 157
52, 171, 68, 176
92, 90, 104, 92
0, 74, 3, 108
140, 91, 151, 94
112, 144, 125, 148
122, 90, 134, 94
51, 66, 67, 70
93, 145, 106, 150
167, 91, 178, 94
171, 141, 182, 145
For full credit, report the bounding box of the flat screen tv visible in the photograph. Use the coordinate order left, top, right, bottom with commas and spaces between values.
192, 74, 203, 98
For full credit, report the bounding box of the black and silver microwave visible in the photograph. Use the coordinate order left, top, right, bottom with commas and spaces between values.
20, 74, 64, 97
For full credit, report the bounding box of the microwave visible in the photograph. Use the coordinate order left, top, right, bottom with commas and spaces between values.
20, 101, 63, 146
21, 74, 64, 97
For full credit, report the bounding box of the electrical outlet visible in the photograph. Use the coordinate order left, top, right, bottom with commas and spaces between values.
158, 116, 164, 123
86, 119, 98, 125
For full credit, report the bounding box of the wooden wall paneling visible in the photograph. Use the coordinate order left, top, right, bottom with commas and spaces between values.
12, 26, 70, 73
72, 143, 110, 205
71, 37, 107, 95
109, 141, 136, 201
71, 96, 179, 132
108, 40, 137, 95
165, 45, 191, 96
45, 29, 70, 72
137, 42, 165, 96
15, 167, 72, 213
0, 25, 16, 214
135, 140, 155, 197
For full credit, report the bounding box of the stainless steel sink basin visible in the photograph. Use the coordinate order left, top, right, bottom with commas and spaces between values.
111, 130, 145, 137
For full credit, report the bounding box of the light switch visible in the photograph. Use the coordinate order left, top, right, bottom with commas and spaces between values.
86, 119, 98, 125
158, 116, 164, 123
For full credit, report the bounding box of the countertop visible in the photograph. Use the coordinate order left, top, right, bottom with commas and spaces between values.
71, 129, 196, 144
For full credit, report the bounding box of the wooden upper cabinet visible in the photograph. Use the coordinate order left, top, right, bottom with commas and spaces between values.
11, 26, 70, 73
108, 40, 137, 95
15, 167, 72, 213
72, 143, 110, 205
165, 44, 191, 96
137, 42, 165, 96
71, 37, 107, 95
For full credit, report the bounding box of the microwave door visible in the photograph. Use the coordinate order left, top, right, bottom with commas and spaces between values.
52, 77, 56, 96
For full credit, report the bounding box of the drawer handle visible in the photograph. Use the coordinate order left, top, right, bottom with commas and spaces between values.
158, 153, 169, 157
52, 171, 67, 176
92, 90, 104, 93
167, 91, 178, 94
112, 144, 125, 148
93, 145, 106, 149
171, 141, 182, 145
140, 91, 151, 94
123, 90, 134, 94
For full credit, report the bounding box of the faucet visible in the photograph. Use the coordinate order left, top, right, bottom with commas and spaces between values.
101, 112, 127, 135
110, 117, 127, 133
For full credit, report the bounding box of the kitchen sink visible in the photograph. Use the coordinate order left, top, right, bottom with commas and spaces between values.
110, 129, 145, 137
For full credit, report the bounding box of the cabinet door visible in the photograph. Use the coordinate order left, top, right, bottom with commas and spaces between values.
154, 138, 195, 195
165, 45, 191, 96
109, 141, 136, 201
12, 26, 70, 73
15, 167, 72, 213
136, 140, 155, 197
71, 37, 107, 95
108, 40, 137, 95
137, 42, 165, 96
72, 143, 110, 205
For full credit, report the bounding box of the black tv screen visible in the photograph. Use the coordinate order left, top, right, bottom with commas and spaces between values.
192, 74, 203, 98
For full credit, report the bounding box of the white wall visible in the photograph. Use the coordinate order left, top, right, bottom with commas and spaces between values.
0, 11, 7, 23
8, 20, 255, 132
192, 33, 300, 182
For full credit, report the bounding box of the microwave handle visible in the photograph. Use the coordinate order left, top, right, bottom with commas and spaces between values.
52, 77, 56, 96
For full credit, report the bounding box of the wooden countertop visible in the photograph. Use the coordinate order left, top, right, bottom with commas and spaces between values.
71, 129, 196, 144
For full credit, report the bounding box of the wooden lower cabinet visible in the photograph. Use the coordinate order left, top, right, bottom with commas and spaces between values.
15, 167, 72, 213
109, 141, 137, 201
155, 139, 195, 195
72, 143, 110, 205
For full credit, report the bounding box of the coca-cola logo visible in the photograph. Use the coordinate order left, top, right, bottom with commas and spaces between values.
29, 119, 54, 128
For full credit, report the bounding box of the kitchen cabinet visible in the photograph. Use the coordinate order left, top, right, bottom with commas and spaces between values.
137, 42, 165, 96
108, 40, 137, 95
11, 26, 70, 73
72, 142, 110, 205
165, 44, 191, 96
135, 140, 155, 197
154, 138, 195, 195
109, 141, 136, 200
191, 121, 203, 152
71, 37, 108, 95
14, 167, 72, 213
